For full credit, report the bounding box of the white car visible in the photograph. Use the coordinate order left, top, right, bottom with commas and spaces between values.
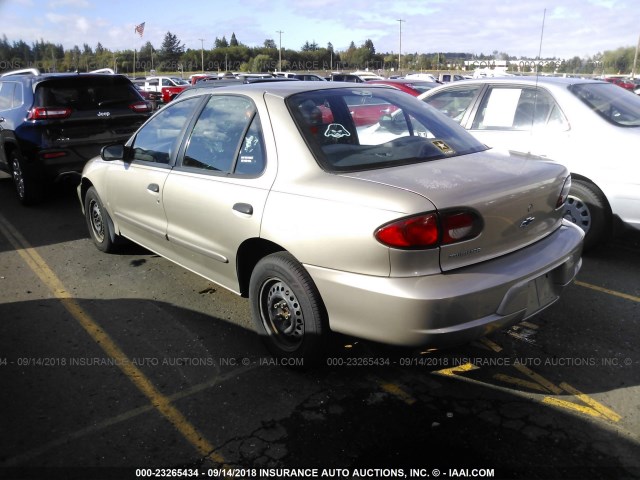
420, 77, 640, 250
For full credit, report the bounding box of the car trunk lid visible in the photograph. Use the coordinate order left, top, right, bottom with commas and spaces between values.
343, 150, 568, 272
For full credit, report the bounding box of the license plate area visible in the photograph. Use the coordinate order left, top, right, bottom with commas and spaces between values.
525, 273, 557, 315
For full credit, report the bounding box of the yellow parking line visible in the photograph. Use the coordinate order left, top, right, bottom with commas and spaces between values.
492, 373, 549, 393
378, 382, 417, 405
542, 396, 606, 419
512, 363, 563, 395
478, 337, 503, 353
575, 280, 640, 303
433, 362, 479, 376
559, 382, 622, 422
0, 213, 226, 466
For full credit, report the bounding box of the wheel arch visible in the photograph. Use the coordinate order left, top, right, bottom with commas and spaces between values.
81, 181, 119, 245
236, 238, 286, 298
569, 172, 613, 215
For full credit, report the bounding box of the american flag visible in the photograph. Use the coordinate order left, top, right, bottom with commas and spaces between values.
134, 22, 145, 37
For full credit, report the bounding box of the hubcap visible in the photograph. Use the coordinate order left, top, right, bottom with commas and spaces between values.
260, 278, 304, 350
564, 195, 591, 234
11, 158, 25, 199
88, 199, 105, 242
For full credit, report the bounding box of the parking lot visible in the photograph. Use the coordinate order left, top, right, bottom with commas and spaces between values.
0, 173, 638, 480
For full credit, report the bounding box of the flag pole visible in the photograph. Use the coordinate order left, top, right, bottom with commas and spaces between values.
133, 22, 145, 79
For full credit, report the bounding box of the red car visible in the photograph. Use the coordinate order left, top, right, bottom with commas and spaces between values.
367, 79, 440, 97
604, 77, 636, 91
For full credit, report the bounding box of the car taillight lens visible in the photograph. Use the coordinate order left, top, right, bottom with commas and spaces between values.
129, 101, 152, 113
375, 210, 482, 249
441, 212, 481, 244
375, 213, 440, 248
557, 175, 571, 208
27, 107, 72, 120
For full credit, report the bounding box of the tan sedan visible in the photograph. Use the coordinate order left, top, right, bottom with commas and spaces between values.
79, 82, 583, 362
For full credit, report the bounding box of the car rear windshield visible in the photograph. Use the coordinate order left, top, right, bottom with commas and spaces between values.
569, 82, 640, 127
287, 87, 488, 172
34, 76, 141, 111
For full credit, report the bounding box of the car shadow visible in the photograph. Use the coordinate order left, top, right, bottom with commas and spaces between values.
1, 297, 637, 476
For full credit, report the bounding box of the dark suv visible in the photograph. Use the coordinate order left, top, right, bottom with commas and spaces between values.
0, 68, 152, 204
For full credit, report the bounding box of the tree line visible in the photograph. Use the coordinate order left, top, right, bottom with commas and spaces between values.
0, 32, 637, 76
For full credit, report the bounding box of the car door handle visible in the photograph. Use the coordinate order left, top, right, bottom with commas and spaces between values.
233, 203, 253, 215
147, 183, 160, 193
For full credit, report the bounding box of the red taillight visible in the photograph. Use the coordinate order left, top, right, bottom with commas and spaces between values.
375, 210, 482, 249
375, 214, 440, 248
41, 151, 68, 159
129, 101, 151, 113
27, 107, 72, 120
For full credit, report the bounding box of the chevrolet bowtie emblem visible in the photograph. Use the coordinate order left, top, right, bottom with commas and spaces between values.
520, 216, 536, 228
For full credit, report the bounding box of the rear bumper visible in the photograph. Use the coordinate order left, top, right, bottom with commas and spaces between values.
307, 220, 584, 348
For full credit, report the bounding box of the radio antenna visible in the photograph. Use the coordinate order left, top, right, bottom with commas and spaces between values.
537, 8, 547, 63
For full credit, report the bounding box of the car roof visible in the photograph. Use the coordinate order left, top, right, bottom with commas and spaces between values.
441, 76, 605, 87
371, 79, 439, 85
419, 76, 609, 99
178, 80, 394, 100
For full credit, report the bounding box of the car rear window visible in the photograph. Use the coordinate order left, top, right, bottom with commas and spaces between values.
34, 76, 141, 111
287, 87, 487, 172
569, 82, 640, 127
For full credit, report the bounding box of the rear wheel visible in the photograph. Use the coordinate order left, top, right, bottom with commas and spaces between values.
250, 252, 328, 365
10, 151, 43, 205
564, 180, 610, 251
84, 187, 120, 253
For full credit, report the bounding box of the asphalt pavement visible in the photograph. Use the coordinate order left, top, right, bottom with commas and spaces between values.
0, 175, 639, 480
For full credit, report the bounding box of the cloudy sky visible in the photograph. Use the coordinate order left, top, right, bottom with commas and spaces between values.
1, 0, 638, 58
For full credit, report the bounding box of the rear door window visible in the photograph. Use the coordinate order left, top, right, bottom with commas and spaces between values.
471, 86, 568, 131
0, 82, 16, 110
182, 95, 265, 175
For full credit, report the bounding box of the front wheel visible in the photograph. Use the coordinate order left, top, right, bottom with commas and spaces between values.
249, 252, 328, 364
84, 187, 120, 253
563, 180, 610, 251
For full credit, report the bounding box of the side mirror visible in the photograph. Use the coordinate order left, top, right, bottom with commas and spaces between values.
101, 144, 126, 161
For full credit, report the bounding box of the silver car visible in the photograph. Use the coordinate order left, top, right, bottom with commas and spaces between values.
419, 76, 640, 250
78, 82, 583, 362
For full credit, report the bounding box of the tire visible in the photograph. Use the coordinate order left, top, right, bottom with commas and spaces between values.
10, 151, 44, 206
84, 187, 119, 253
564, 180, 610, 251
249, 252, 328, 364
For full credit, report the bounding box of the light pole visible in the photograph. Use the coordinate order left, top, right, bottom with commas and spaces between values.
199, 38, 205, 73
277, 30, 284, 71
397, 19, 405, 73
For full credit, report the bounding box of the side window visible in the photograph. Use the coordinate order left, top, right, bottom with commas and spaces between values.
131, 96, 201, 164
12, 83, 23, 108
0, 82, 16, 110
183, 95, 265, 175
472, 87, 568, 131
422, 85, 482, 123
